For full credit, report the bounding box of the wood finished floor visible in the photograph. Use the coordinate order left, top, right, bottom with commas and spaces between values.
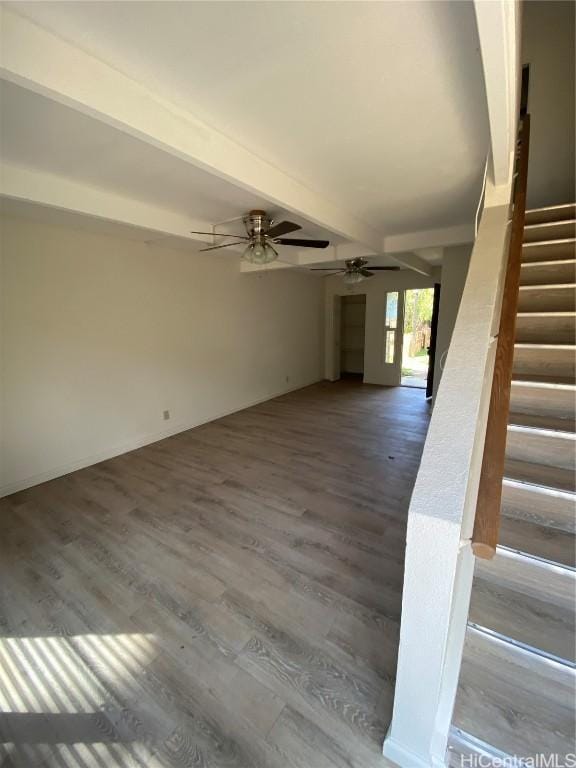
0, 381, 430, 768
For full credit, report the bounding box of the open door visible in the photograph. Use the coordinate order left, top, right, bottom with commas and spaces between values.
426, 283, 441, 399
380, 289, 404, 386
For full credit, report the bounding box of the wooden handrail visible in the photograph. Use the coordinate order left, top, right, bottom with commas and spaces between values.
472, 114, 531, 560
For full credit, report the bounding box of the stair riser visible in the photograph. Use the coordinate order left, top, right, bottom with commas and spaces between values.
502, 482, 575, 533
523, 221, 576, 243
515, 315, 576, 344
506, 429, 575, 471
525, 204, 576, 225
510, 383, 575, 420
518, 286, 575, 312
513, 347, 576, 379
520, 260, 576, 285
522, 240, 576, 263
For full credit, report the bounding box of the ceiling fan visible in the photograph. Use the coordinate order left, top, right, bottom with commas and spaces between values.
311, 257, 400, 284
190, 210, 329, 265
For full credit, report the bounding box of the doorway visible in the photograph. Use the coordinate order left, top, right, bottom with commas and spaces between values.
401, 287, 435, 389
340, 294, 366, 378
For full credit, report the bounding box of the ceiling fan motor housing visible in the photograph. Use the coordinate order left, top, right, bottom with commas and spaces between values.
244, 210, 272, 239
192, 210, 327, 254
345, 257, 369, 270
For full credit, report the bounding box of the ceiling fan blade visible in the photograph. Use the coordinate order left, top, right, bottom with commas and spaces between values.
309, 268, 343, 271
274, 238, 330, 248
368, 266, 401, 271
360, 269, 375, 277
198, 240, 247, 252
190, 230, 249, 239
266, 221, 302, 238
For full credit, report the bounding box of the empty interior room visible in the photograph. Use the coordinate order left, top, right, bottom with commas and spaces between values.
0, 2, 574, 768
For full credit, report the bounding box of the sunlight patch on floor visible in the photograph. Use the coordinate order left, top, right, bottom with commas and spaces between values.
0, 633, 161, 768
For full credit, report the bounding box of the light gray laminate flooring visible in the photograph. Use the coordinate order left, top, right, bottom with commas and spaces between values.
0, 381, 430, 768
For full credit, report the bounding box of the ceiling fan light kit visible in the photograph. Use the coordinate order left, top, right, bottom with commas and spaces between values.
343, 270, 366, 285
242, 240, 278, 265
190, 209, 330, 263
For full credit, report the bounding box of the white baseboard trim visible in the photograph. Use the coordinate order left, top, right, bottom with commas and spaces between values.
1, 378, 321, 498
383, 733, 448, 768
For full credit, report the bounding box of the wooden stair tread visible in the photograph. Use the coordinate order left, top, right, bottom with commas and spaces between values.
519, 282, 576, 290
523, 238, 576, 249
499, 515, 575, 568
522, 239, 576, 264
508, 411, 576, 433
454, 626, 576, 758
504, 458, 576, 493
523, 220, 576, 244
502, 479, 575, 534
513, 346, 575, 381
525, 203, 576, 225
469, 572, 575, 661
519, 259, 576, 287
506, 419, 575, 472
511, 374, 576, 388
520, 258, 576, 268
514, 342, 576, 348
517, 284, 575, 313
476, 546, 575, 610
515, 314, 576, 344
510, 376, 576, 420
513, 343, 575, 379
516, 310, 576, 317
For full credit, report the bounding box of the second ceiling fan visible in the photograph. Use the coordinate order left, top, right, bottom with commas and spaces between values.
191, 210, 329, 265
311, 257, 399, 284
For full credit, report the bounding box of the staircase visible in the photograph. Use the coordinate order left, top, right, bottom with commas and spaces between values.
450, 203, 576, 761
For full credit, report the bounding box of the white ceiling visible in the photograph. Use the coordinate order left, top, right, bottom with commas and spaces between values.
3, 0, 489, 239
0, 80, 340, 245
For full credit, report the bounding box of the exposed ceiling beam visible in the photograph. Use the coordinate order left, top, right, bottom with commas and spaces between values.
414, 247, 443, 263
1, 163, 220, 246
0, 7, 383, 252
383, 223, 474, 253
387, 252, 433, 277
3, 162, 475, 281
296, 243, 375, 266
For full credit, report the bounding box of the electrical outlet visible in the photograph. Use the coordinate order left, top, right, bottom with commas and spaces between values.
163, 410, 170, 420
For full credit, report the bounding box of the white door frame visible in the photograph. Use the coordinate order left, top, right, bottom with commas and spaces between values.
379, 288, 405, 386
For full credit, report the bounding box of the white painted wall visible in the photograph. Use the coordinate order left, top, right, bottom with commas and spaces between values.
0, 215, 324, 496
522, 0, 575, 208
433, 245, 473, 400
